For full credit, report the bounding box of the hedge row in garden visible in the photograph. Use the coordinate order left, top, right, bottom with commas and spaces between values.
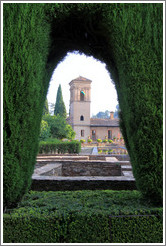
4, 3, 163, 208
3, 190, 163, 243
39, 140, 81, 154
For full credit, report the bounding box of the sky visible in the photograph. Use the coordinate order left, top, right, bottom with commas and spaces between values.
47, 52, 119, 116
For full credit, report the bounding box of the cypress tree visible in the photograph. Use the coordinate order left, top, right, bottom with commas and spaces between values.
54, 84, 67, 118
43, 99, 49, 115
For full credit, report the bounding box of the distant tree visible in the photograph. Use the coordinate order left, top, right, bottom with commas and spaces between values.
54, 84, 67, 118
43, 114, 75, 140
43, 99, 49, 115
114, 104, 120, 118
92, 110, 110, 119
48, 102, 55, 115
39, 120, 51, 141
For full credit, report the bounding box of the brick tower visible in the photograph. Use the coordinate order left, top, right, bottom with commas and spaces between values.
69, 76, 92, 140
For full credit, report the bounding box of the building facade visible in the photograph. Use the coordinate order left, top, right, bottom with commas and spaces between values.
68, 76, 122, 141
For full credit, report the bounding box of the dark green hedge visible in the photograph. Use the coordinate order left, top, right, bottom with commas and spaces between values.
3, 4, 51, 209
4, 212, 162, 243
110, 214, 163, 243
39, 140, 81, 154
3, 190, 163, 243
4, 3, 163, 208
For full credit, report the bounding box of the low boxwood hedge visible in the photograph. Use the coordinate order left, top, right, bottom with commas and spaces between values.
3, 190, 163, 243
38, 139, 81, 154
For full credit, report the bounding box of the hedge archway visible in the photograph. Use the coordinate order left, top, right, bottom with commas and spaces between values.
3, 3, 163, 209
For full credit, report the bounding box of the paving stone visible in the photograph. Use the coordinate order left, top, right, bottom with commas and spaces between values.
122, 171, 134, 177
105, 157, 118, 162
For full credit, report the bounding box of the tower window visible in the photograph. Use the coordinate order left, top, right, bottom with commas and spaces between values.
80, 115, 84, 121
81, 130, 84, 137
80, 90, 85, 101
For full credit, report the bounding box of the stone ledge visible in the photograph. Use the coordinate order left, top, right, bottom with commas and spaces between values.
34, 164, 62, 175
32, 175, 135, 181
31, 176, 136, 191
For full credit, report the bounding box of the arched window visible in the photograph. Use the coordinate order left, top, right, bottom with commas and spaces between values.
80, 90, 85, 101
80, 115, 84, 121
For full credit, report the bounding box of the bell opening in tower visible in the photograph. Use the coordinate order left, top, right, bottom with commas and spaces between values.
80, 91, 85, 101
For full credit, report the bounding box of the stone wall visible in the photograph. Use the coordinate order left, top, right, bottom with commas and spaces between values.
61, 161, 121, 176
31, 176, 136, 191
90, 126, 122, 140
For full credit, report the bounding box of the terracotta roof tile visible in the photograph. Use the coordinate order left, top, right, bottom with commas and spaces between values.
90, 118, 119, 127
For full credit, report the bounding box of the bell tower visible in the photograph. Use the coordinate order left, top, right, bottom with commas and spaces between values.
69, 76, 92, 140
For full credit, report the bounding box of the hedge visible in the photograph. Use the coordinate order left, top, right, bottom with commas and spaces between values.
3, 3, 51, 209
110, 214, 163, 243
39, 139, 81, 154
4, 3, 163, 208
3, 190, 163, 243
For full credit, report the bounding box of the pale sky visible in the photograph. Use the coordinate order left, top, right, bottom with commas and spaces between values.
47, 52, 119, 116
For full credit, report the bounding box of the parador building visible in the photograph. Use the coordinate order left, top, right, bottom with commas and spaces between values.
67, 76, 122, 141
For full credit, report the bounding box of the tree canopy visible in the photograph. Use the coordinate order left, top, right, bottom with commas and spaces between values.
43, 114, 75, 140
54, 84, 67, 118
43, 99, 49, 115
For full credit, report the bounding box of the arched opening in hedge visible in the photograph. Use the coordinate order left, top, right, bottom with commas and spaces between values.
47, 51, 118, 117
3, 3, 163, 209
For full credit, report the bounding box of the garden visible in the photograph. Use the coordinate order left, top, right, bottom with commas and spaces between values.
3, 3, 163, 244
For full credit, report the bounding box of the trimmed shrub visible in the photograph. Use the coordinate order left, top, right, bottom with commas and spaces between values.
3, 190, 163, 243
97, 139, 102, 143
110, 214, 163, 243
3, 4, 50, 209
39, 139, 81, 154
3, 3, 163, 208
80, 139, 86, 144
87, 139, 92, 143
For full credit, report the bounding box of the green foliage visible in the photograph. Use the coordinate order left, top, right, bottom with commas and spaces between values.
3, 190, 163, 243
103, 139, 108, 143
54, 84, 67, 118
103, 149, 108, 153
87, 138, 92, 143
110, 214, 162, 243
4, 3, 163, 208
3, 3, 50, 209
39, 120, 51, 141
108, 140, 113, 143
43, 114, 75, 140
39, 139, 81, 154
97, 139, 102, 143
43, 99, 49, 115
80, 139, 86, 144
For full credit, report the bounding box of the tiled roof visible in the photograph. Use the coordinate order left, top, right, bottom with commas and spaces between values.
71, 76, 92, 82
90, 118, 119, 127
